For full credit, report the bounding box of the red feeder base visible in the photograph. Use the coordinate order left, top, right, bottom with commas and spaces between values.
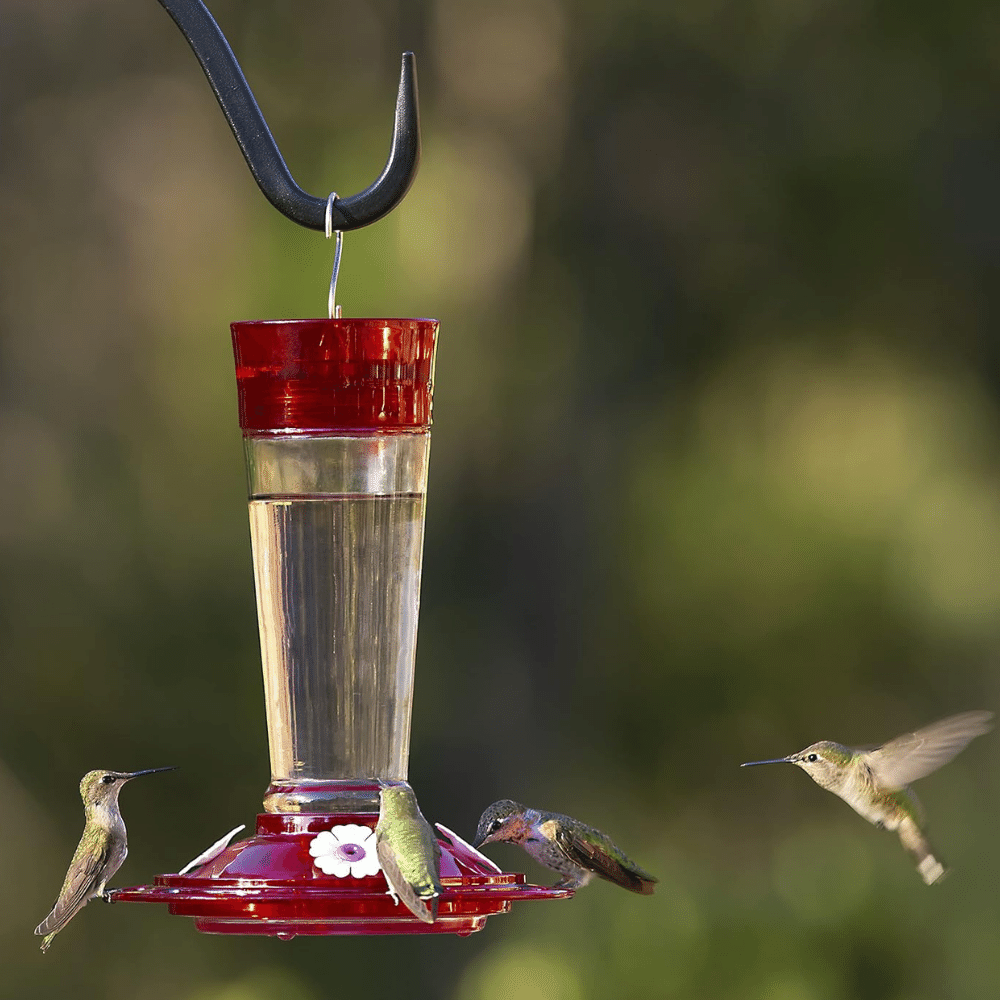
111, 812, 572, 937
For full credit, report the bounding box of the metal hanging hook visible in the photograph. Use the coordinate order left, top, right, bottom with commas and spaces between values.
156, 0, 421, 231
325, 193, 344, 318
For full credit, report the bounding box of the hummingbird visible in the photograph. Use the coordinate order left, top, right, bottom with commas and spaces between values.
742, 710, 993, 884
34, 766, 176, 952
375, 783, 442, 924
472, 800, 658, 894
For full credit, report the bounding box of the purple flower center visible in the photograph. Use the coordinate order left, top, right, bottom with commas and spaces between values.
335, 842, 366, 862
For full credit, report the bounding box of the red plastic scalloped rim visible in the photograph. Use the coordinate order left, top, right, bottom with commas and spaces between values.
110, 812, 572, 937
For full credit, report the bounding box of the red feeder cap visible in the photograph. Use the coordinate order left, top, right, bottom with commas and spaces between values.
232, 318, 438, 434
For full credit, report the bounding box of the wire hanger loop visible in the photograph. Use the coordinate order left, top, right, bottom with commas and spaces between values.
326, 193, 344, 319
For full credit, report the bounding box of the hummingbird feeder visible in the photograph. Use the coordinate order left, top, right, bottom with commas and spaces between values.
109, 0, 570, 936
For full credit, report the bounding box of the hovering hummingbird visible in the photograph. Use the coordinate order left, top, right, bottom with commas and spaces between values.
473, 800, 658, 894
35, 767, 176, 952
375, 783, 442, 924
742, 710, 993, 884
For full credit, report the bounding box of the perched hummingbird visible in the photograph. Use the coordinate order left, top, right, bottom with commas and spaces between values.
742, 710, 993, 884
34, 767, 176, 952
472, 800, 658, 894
375, 783, 442, 924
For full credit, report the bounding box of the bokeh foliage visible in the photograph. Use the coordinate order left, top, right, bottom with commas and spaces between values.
2, 0, 999, 997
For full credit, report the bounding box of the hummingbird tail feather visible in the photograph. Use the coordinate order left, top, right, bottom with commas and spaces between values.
897, 816, 947, 885
398, 888, 436, 923
918, 854, 947, 885
39, 932, 55, 953
632, 874, 658, 896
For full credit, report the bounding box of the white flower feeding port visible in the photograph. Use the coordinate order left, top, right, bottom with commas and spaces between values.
309, 827, 382, 879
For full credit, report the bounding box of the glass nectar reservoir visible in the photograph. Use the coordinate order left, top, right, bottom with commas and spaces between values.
232, 318, 437, 814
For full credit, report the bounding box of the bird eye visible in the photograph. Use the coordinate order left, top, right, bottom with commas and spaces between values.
807, 754, 818, 763
101, 775, 116, 784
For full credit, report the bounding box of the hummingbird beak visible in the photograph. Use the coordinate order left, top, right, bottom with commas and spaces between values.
740, 757, 793, 767
123, 766, 178, 780
473, 830, 501, 849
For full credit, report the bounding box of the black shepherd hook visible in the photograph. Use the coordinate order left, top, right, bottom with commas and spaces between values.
156, 0, 420, 231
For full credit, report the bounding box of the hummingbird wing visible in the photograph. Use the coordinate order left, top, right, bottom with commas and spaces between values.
34, 836, 112, 938
375, 787, 442, 924
866, 711, 993, 791
376, 821, 442, 924
554, 824, 657, 895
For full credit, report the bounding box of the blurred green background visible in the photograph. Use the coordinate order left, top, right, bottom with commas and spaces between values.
3, 0, 1000, 997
